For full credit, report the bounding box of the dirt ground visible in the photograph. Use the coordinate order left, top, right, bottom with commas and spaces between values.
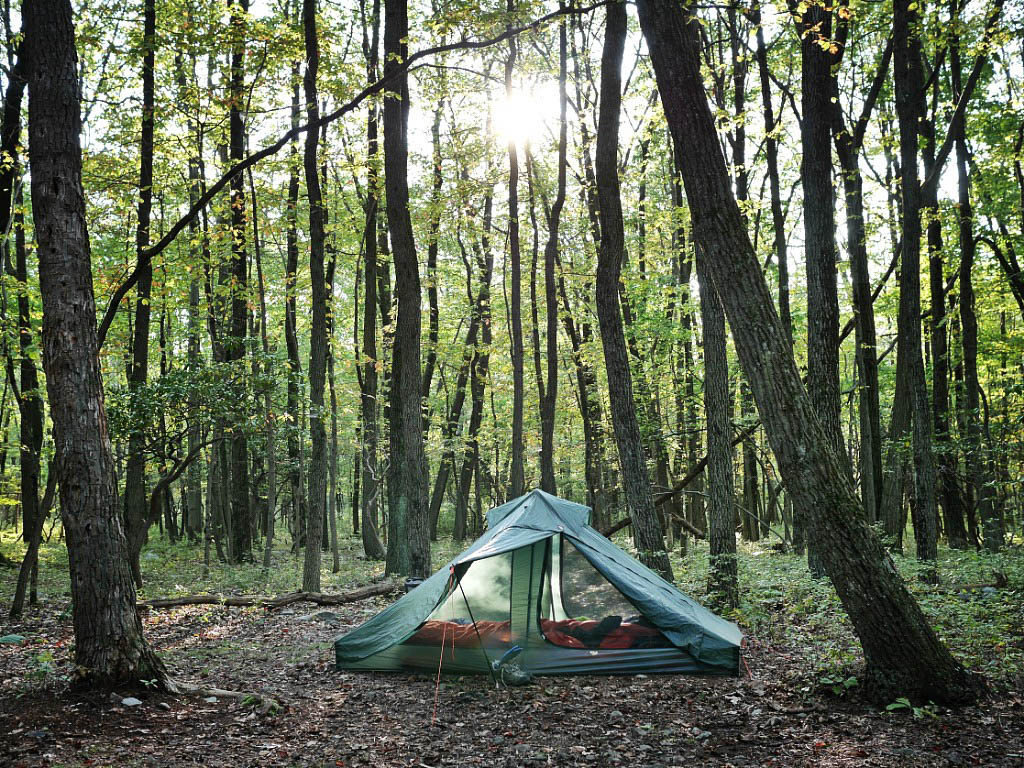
2, 588, 1023, 768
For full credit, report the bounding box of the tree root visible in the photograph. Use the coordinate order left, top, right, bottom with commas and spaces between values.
137, 580, 398, 610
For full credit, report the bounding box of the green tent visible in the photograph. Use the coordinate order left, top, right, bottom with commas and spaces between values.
334, 490, 742, 676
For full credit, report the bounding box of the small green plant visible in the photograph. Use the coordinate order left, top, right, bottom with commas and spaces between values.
884, 697, 940, 720
140, 678, 158, 689
819, 673, 858, 695
28, 650, 56, 681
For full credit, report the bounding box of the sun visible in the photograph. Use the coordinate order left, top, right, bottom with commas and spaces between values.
493, 83, 560, 149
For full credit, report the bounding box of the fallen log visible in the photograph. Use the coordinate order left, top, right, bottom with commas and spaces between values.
930, 572, 1008, 593
138, 580, 399, 610
602, 513, 707, 540
653, 421, 760, 507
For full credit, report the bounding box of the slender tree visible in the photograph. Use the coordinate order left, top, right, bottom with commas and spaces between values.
594, 0, 672, 581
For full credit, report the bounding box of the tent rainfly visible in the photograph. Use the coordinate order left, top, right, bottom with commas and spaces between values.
334, 490, 743, 676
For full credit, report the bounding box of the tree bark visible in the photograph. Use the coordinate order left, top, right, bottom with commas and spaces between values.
382, 0, 430, 577
594, 0, 672, 582
302, 0, 327, 592
636, 0, 979, 703
893, 0, 938, 573
358, 0, 386, 561
123, 0, 157, 587
227, 0, 252, 562
24, 0, 169, 687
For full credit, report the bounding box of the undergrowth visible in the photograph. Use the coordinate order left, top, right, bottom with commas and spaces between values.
2, 522, 1021, 689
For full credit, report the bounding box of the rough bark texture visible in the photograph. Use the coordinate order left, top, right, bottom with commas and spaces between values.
382, 0, 430, 578
797, 2, 843, 577
636, 0, 978, 704
303, 0, 327, 591
893, 0, 938, 571
227, 0, 252, 562
595, 0, 672, 582
24, 0, 169, 687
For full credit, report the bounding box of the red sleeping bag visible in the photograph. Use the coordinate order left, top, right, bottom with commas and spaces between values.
405, 619, 512, 648
539, 618, 664, 649
404, 617, 666, 650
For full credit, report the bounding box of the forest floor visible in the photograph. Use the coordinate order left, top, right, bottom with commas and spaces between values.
1, 530, 1023, 767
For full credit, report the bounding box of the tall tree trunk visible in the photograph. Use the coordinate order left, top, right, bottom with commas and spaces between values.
505, 0, 526, 499
829, 38, 889, 525
358, 0, 386, 560
797, 1, 844, 578
537, 17, 567, 494
455, 169, 494, 542
227, 0, 252, 561
256, 230, 277, 571
3, 50, 45, 619
123, 0, 157, 587
284, 54, 306, 552
893, 0, 938, 573
595, 0, 672, 581
922, 77, 969, 549
953, 21, 1001, 552
302, 0, 327, 592
24, 0, 169, 687
382, 0, 430, 577
421, 86, 443, 426
698, 248, 737, 609
637, 0, 979, 703
178, 43, 205, 544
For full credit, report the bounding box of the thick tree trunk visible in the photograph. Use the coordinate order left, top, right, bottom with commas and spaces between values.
303, 0, 327, 592
382, 0, 430, 577
637, 0, 979, 704
798, 2, 844, 577
227, 0, 251, 562
893, 0, 938, 573
24, 0, 169, 687
595, 0, 672, 582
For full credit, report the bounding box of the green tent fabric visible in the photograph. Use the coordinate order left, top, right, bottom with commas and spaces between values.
334, 489, 742, 676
